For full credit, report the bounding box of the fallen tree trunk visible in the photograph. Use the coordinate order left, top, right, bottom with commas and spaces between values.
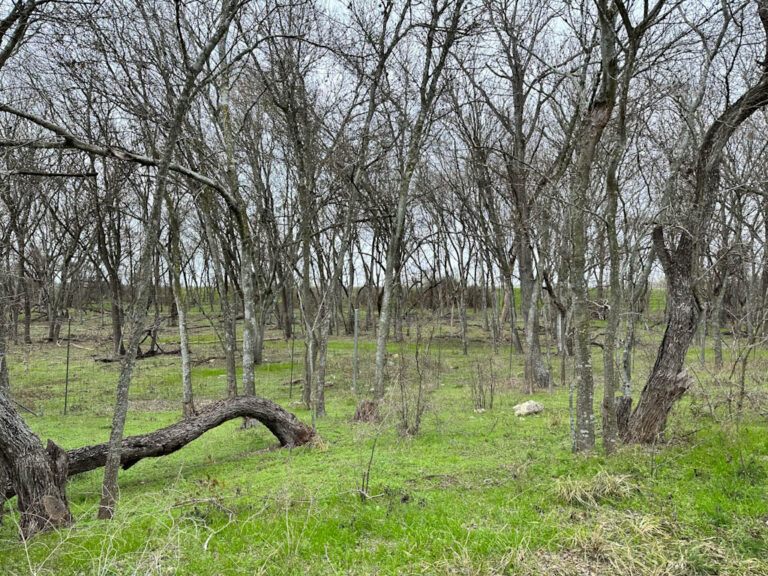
68, 395, 314, 475
5, 396, 314, 503
94, 348, 181, 363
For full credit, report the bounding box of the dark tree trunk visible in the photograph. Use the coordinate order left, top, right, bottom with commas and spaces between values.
628, 242, 697, 443
280, 279, 293, 340
0, 391, 72, 538
5, 396, 314, 504
615, 395, 633, 440
67, 396, 314, 475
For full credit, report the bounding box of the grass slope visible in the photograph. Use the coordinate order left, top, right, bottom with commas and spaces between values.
0, 312, 766, 575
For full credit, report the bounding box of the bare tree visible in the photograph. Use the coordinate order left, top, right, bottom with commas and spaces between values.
629, 0, 768, 444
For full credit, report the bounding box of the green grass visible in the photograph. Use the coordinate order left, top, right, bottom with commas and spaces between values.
0, 310, 767, 575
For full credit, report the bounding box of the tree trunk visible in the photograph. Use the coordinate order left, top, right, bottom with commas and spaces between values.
167, 214, 196, 419
515, 192, 549, 389
501, 279, 523, 353
459, 280, 468, 355
16, 231, 31, 346
315, 299, 331, 418
374, 212, 405, 399
224, 287, 238, 398
218, 30, 256, 400
176, 291, 196, 418
569, 0, 618, 452
629, 2, 768, 442
601, 186, 621, 455
394, 278, 404, 344
0, 306, 8, 395
571, 200, 596, 452
0, 390, 72, 538
2, 396, 314, 534
489, 263, 500, 354
253, 291, 272, 366
712, 284, 725, 369
628, 246, 697, 443
0, 308, 8, 525
66, 396, 314, 476
481, 266, 489, 333
109, 279, 125, 357
279, 279, 293, 340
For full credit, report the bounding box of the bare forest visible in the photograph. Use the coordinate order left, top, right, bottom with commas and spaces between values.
1, 0, 768, 574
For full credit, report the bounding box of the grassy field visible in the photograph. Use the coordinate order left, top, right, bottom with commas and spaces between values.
1, 307, 767, 575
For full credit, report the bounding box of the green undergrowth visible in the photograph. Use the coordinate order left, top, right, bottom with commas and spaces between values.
0, 314, 766, 575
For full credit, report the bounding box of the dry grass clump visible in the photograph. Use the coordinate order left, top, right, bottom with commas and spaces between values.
558, 510, 765, 576
554, 470, 638, 506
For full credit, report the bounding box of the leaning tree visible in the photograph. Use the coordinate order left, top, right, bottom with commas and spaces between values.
629, 0, 768, 443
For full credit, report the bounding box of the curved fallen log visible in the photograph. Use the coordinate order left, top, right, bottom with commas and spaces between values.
5, 396, 314, 501
70, 395, 314, 475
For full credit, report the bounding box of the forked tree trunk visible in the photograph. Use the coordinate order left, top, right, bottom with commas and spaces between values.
0, 391, 72, 538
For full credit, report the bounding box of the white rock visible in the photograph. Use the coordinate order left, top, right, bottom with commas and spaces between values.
513, 400, 544, 416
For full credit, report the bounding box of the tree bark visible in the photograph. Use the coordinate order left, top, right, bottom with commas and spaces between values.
0, 305, 8, 395
66, 396, 314, 476
0, 390, 72, 538
570, 0, 618, 452
315, 298, 331, 418
629, 0, 768, 443
166, 208, 196, 419
0, 306, 9, 525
